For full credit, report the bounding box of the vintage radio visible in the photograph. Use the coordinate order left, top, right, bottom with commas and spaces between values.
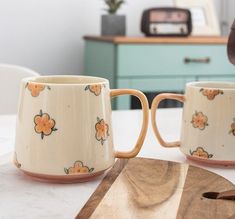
141, 7, 192, 37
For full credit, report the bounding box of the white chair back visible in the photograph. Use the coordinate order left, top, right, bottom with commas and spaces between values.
0, 64, 39, 114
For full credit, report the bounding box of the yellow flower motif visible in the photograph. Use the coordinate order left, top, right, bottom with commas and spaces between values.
200, 88, 223, 100
13, 152, 21, 168
85, 84, 104, 96
34, 110, 57, 139
64, 161, 94, 175
190, 147, 213, 159
95, 117, 109, 145
191, 111, 208, 130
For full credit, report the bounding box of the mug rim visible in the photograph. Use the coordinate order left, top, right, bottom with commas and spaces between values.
186, 81, 235, 90
22, 75, 109, 86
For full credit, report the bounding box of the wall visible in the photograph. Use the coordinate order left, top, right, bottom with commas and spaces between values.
0, 0, 172, 75
214, 0, 235, 35
0, 0, 233, 75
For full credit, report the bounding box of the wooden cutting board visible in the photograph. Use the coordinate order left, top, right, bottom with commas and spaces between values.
76, 158, 235, 219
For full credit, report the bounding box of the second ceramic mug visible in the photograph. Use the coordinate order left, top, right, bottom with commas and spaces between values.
151, 81, 235, 165
14, 75, 149, 182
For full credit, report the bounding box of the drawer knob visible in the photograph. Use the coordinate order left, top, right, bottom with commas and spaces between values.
184, 57, 210, 64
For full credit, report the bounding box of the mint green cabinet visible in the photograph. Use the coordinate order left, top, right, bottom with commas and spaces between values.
84, 37, 235, 109
117, 45, 234, 77
84, 41, 116, 89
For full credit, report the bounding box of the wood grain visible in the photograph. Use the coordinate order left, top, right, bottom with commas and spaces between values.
89, 158, 188, 218
176, 165, 235, 219
122, 158, 182, 207
76, 159, 129, 219
77, 158, 235, 219
84, 36, 228, 45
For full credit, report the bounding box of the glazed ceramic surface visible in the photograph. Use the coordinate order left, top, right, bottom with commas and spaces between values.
14, 75, 149, 182
151, 81, 235, 165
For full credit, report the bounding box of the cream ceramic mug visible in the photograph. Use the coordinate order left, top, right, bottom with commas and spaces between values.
151, 81, 235, 166
14, 75, 149, 182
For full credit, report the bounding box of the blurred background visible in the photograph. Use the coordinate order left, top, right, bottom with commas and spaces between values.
0, 0, 234, 75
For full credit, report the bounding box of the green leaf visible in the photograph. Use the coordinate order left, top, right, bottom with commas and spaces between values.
89, 168, 94, 172
41, 133, 44, 139
208, 154, 213, 158
115, 1, 124, 11
104, 0, 124, 14
199, 88, 203, 92
40, 109, 43, 116
47, 86, 51, 90
25, 82, 29, 88
52, 128, 58, 131
64, 168, 69, 174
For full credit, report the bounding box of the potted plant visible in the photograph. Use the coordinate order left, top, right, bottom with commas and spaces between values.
101, 0, 126, 36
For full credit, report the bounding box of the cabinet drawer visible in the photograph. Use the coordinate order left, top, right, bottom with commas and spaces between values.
117, 45, 235, 77
118, 77, 195, 92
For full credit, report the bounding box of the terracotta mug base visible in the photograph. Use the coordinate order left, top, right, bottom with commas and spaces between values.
187, 155, 235, 167
20, 168, 108, 184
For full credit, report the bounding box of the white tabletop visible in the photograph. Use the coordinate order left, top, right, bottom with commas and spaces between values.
0, 109, 234, 219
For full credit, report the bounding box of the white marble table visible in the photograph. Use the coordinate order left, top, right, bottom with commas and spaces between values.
0, 109, 235, 219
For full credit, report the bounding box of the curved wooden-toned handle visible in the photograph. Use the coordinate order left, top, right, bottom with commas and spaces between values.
151, 93, 185, 147
110, 89, 149, 158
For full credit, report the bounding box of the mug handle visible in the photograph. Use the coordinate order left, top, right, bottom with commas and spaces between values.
110, 89, 149, 158
151, 93, 185, 147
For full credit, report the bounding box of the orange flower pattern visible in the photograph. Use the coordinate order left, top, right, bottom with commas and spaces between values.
190, 147, 213, 159
85, 84, 104, 96
229, 118, 235, 136
95, 117, 109, 145
64, 160, 94, 175
26, 82, 51, 97
200, 88, 223, 100
13, 152, 21, 168
34, 110, 57, 139
191, 111, 208, 130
